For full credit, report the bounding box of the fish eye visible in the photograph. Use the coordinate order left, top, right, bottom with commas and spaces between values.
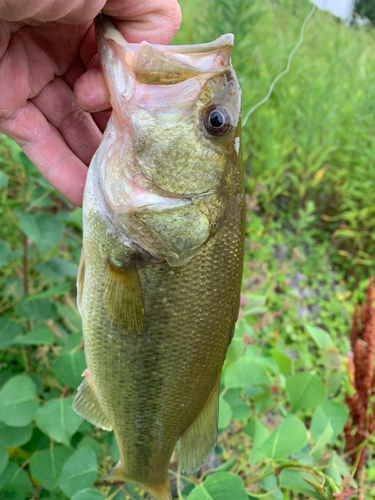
204, 106, 231, 136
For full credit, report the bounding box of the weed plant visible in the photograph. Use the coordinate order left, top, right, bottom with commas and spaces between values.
0, 0, 375, 499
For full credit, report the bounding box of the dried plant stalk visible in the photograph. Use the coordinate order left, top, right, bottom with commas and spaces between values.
344, 277, 375, 476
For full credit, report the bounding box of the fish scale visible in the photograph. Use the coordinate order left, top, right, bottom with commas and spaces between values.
73, 14, 244, 500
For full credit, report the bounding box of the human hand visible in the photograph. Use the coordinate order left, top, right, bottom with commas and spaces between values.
0, 0, 181, 206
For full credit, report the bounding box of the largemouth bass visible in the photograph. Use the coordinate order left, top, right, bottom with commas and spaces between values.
73, 14, 244, 500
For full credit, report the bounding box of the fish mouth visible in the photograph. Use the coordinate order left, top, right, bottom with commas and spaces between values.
95, 14, 234, 87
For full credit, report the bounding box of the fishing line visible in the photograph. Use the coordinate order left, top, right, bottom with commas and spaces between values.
242, 4, 316, 127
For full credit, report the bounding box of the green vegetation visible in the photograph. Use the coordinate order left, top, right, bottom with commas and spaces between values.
1, 0, 375, 498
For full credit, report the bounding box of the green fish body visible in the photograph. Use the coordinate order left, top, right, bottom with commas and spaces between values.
74, 15, 244, 500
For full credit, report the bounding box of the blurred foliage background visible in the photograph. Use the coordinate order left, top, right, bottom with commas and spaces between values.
1, 0, 375, 498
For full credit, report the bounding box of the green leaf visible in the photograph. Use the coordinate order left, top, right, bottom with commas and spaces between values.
52, 351, 86, 389
0, 462, 33, 496
27, 282, 71, 300
0, 170, 8, 188
0, 422, 32, 447
223, 358, 271, 388
57, 304, 82, 332
71, 490, 106, 500
0, 448, 8, 477
187, 472, 248, 500
67, 208, 83, 230
286, 373, 326, 411
218, 396, 232, 429
35, 397, 83, 446
259, 415, 308, 460
0, 317, 21, 350
270, 349, 291, 375
279, 469, 325, 500
16, 297, 58, 320
59, 448, 98, 498
35, 257, 78, 281
311, 421, 334, 461
16, 212, 64, 255
310, 401, 349, 444
244, 419, 270, 465
14, 326, 55, 346
0, 375, 39, 426
30, 447, 73, 491
0, 241, 11, 267
305, 324, 333, 350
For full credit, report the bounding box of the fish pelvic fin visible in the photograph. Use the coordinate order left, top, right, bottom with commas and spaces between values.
178, 376, 220, 473
106, 462, 171, 500
73, 374, 112, 431
103, 258, 144, 334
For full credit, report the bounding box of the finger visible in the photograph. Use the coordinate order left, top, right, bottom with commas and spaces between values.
32, 77, 102, 166
74, 65, 110, 112
75, 0, 182, 113
0, 102, 87, 206
0, 0, 105, 24
103, 0, 182, 44
63, 56, 87, 90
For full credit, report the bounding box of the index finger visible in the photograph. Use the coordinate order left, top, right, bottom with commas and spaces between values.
75, 0, 182, 113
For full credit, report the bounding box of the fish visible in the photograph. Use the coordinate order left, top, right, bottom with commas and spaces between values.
73, 14, 244, 500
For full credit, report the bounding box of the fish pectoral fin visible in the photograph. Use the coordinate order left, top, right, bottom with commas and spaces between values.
73, 376, 112, 431
104, 259, 144, 333
76, 247, 85, 315
178, 377, 220, 473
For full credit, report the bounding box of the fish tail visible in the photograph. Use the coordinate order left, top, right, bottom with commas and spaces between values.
147, 478, 172, 500
106, 461, 171, 500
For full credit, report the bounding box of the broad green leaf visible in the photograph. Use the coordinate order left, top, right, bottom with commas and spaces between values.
0, 462, 33, 496
310, 401, 349, 443
53, 351, 86, 389
271, 349, 292, 375
187, 472, 248, 500
57, 304, 82, 332
59, 448, 98, 498
71, 490, 106, 500
0, 374, 39, 426
311, 422, 334, 461
0, 422, 32, 447
327, 369, 345, 396
231, 402, 250, 421
0, 241, 11, 267
286, 373, 326, 411
35, 397, 83, 445
223, 358, 271, 388
30, 447, 73, 491
35, 257, 78, 281
0, 448, 8, 477
225, 338, 244, 365
244, 419, 270, 465
218, 396, 232, 429
68, 208, 83, 230
0, 170, 8, 188
261, 474, 282, 500
305, 324, 333, 350
27, 282, 71, 300
16, 297, 58, 320
279, 469, 325, 500
14, 326, 55, 346
16, 212, 64, 255
0, 317, 21, 350
259, 415, 308, 460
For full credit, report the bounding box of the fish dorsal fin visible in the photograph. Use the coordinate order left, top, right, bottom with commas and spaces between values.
73, 374, 113, 431
178, 377, 220, 473
103, 259, 144, 334
76, 247, 85, 315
